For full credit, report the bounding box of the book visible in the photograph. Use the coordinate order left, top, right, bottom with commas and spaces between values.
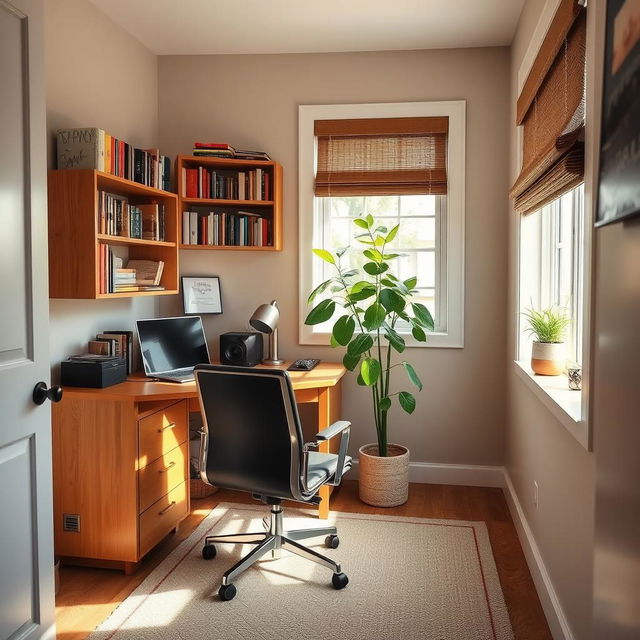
103, 330, 134, 374
139, 203, 160, 241
127, 259, 164, 286
57, 127, 105, 171
88, 340, 111, 355
194, 142, 234, 150
94, 334, 119, 357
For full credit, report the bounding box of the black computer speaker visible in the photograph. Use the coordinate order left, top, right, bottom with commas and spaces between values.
220, 332, 263, 367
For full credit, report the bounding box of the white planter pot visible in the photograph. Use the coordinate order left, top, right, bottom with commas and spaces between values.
531, 341, 565, 376
358, 443, 410, 507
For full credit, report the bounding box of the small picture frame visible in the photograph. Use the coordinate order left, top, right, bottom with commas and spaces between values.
182, 276, 223, 315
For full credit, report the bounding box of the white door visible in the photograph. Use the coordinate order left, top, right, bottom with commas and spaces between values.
0, 0, 56, 639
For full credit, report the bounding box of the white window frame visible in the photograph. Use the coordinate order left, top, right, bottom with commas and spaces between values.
298, 101, 466, 348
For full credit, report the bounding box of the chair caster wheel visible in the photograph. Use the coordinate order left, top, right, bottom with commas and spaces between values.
218, 583, 237, 601
332, 572, 349, 590
202, 544, 217, 560
325, 534, 339, 549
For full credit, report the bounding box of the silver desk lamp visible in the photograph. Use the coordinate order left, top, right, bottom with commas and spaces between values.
249, 300, 284, 365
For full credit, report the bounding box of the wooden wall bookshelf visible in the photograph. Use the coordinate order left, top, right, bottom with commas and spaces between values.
176, 155, 282, 251
47, 170, 179, 299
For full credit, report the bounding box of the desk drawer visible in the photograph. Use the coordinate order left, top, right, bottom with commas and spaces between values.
138, 442, 188, 514
138, 400, 188, 466
139, 481, 188, 557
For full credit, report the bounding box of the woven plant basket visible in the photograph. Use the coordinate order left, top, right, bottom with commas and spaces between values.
190, 478, 218, 499
358, 443, 410, 507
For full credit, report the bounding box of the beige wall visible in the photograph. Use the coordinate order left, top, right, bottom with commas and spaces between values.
45, 0, 159, 373
157, 48, 511, 466
507, 1, 595, 639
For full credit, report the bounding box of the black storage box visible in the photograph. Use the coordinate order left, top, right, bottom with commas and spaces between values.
61, 356, 127, 388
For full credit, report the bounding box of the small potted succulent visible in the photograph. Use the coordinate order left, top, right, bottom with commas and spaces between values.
305, 215, 433, 507
522, 306, 570, 375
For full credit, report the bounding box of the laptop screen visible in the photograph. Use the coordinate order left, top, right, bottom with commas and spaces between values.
137, 316, 210, 375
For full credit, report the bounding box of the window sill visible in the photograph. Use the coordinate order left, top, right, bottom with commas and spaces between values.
513, 361, 589, 449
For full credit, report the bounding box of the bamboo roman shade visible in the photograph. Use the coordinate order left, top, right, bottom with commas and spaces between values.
314, 117, 448, 196
511, 0, 586, 215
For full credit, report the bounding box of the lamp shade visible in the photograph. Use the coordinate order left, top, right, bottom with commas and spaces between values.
249, 301, 279, 334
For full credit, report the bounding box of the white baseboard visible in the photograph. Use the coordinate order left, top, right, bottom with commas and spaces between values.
349, 459, 505, 487
502, 470, 574, 640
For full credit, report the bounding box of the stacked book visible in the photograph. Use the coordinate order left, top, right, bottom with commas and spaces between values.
97, 192, 165, 241
192, 142, 235, 158
113, 268, 136, 292
182, 166, 270, 201
57, 128, 171, 191
182, 210, 271, 247
87, 330, 134, 374
98, 251, 165, 294
191, 141, 271, 161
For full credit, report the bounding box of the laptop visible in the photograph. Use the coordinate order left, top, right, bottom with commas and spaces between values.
136, 316, 211, 383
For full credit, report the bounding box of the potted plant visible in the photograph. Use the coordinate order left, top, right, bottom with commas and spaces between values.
522, 306, 570, 375
305, 214, 433, 507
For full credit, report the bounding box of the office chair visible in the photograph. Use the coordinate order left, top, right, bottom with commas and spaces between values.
195, 364, 352, 601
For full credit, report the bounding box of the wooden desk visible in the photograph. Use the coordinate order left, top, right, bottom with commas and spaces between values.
52, 362, 346, 573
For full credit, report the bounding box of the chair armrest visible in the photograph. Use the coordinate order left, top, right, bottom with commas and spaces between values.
316, 420, 351, 441
302, 420, 351, 493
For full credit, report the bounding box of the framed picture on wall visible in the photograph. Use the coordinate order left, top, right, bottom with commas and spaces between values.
596, 0, 640, 226
182, 276, 223, 314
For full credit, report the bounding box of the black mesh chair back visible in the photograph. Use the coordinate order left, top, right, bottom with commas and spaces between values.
195, 364, 304, 501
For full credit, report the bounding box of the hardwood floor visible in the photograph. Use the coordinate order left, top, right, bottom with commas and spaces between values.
55, 481, 552, 640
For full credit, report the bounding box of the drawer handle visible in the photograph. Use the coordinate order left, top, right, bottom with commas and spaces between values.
158, 461, 176, 474
158, 422, 177, 433
159, 501, 177, 515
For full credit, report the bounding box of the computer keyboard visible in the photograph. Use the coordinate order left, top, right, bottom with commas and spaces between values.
156, 370, 195, 383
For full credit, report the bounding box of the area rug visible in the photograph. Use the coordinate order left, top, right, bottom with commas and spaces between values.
88, 502, 514, 640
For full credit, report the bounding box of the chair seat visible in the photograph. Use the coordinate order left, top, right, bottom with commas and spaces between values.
307, 452, 352, 492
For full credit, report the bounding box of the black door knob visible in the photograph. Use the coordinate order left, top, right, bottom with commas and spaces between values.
33, 382, 63, 405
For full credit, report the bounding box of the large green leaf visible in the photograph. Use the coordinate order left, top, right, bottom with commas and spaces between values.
412, 325, 427, 342
360, 358, 381, 386
398, 391, 416, 414
402, 362, 423, 391
379, 396, 392, 412
379, 288, 406, 314
363, 303, 386, 331
365, 214, 374, 226
385, 224, 400, 244
348, 284, 377, 302
411, 303, 435, 330
347, 333, 373, 356
403, 276, 418, 290
363, 261, 389, 276
312, 248, 335, 265
354, 217, 369, 229
332, 315, 355, 346
363, 248, 383, 262
343, 352, 361, 371
307, 278, 332, 304
384, 327, 406, 353
305, 299, 335, 325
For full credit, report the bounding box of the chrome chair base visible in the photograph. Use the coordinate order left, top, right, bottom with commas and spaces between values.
204, 504, 341, 587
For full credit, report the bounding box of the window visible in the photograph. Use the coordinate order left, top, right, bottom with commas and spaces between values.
315, 194, 445, 331
518, 184, 584, 364
298, 101, 466, 348
512, 1, 590, 448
